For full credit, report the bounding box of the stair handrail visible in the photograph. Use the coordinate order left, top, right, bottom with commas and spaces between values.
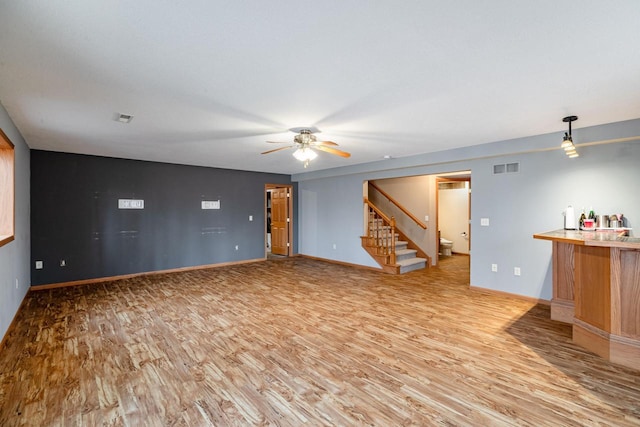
369, 182, 427, 229
364, 197, 392, 223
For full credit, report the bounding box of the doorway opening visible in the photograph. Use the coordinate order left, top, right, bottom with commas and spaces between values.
265, 184, 293, 258
436, 175, 471, 262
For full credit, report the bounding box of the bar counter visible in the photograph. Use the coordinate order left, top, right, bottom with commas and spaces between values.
534, 229, 640, 371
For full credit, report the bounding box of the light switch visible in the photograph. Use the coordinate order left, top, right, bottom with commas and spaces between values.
201, 200, 220, 210
480, 218, 490, 226
119, 199, 144, 209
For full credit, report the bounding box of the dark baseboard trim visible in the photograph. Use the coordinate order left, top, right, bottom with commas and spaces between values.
30, 258, 266, 291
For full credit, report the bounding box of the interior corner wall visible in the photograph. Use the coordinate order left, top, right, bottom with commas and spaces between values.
0, 102, 30, 341
30, 151, 292, 286
294, 119, 640, 301
299, 174, 379, 268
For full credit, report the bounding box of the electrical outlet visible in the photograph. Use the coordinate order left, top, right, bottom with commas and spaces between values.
491, 264, 498, 272
514, 267, 521, 276
35, 261, 43, 269
481, 218, 490, 226
249, 215, 253, 221
424, 215, 429, 222
60, 260, 66, 267
235, 245, 239, 251
332, 243, 337, 250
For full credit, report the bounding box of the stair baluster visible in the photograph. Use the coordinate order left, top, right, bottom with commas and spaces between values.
364, 198, 396, 265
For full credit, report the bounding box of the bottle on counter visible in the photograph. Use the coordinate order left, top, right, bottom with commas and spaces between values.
579, 208, 586, 229
588, 207, 595, 220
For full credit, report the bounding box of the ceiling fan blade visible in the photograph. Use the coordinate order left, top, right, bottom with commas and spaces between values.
315, 145, 351, 158
314, 140, 339, 146
261, 146, 294, 154
266, 140, 289, 144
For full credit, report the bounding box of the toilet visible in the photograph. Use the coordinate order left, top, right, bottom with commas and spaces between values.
440, 237, 453, 256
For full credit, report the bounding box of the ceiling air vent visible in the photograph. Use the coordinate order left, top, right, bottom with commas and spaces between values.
493, 162, 520, 174
115, 113, 134, 123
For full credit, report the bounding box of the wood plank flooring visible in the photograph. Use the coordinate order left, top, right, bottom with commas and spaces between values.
1, 255, 639, 426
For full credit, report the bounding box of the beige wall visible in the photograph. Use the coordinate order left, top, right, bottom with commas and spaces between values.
369, 175, 438, 265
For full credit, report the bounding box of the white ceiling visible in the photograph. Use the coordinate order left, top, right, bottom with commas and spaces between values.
1, 1, 639, 175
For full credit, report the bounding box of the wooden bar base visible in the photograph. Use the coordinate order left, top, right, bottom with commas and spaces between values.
550, 298, 574, 324
534, 230, 640, 371
574, 320, 640, 371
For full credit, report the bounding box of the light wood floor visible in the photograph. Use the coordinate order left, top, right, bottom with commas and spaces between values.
1, 256, 639, 426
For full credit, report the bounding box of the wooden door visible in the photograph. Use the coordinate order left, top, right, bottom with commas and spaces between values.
467, 180, 471, 253
271, 187, 289, 255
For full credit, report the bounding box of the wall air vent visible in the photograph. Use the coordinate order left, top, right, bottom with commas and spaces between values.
493, 162, 520, 174
115, 113, 134, 123
506, 162, 519, 173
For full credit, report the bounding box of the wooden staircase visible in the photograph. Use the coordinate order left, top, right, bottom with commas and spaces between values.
395, 240, 428, 274
361, 199, 428, 274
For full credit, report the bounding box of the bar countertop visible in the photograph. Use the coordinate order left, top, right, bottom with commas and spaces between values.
533, 229, 640, 249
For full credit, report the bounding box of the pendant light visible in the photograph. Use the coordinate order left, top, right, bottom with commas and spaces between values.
562, 115, 579, 158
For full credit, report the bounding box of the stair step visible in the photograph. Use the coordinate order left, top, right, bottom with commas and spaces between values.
368, 235, 400, 243
364, 239, 409, 251
397, 257, 427, 274
395, 248, 417, 261
368, 231, 397, 237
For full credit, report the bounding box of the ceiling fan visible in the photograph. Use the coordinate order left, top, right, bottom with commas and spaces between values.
261, 127, 350, 168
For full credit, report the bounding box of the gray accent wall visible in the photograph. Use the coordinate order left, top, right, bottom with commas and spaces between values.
0, 103, 30, 341
294, 119, 640, 300
31, 151, 293, 286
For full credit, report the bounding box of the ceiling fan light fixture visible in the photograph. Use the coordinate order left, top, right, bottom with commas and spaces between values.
292, 147, 317, 161
262, 127, 350, 167
293, 146, 317, 167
